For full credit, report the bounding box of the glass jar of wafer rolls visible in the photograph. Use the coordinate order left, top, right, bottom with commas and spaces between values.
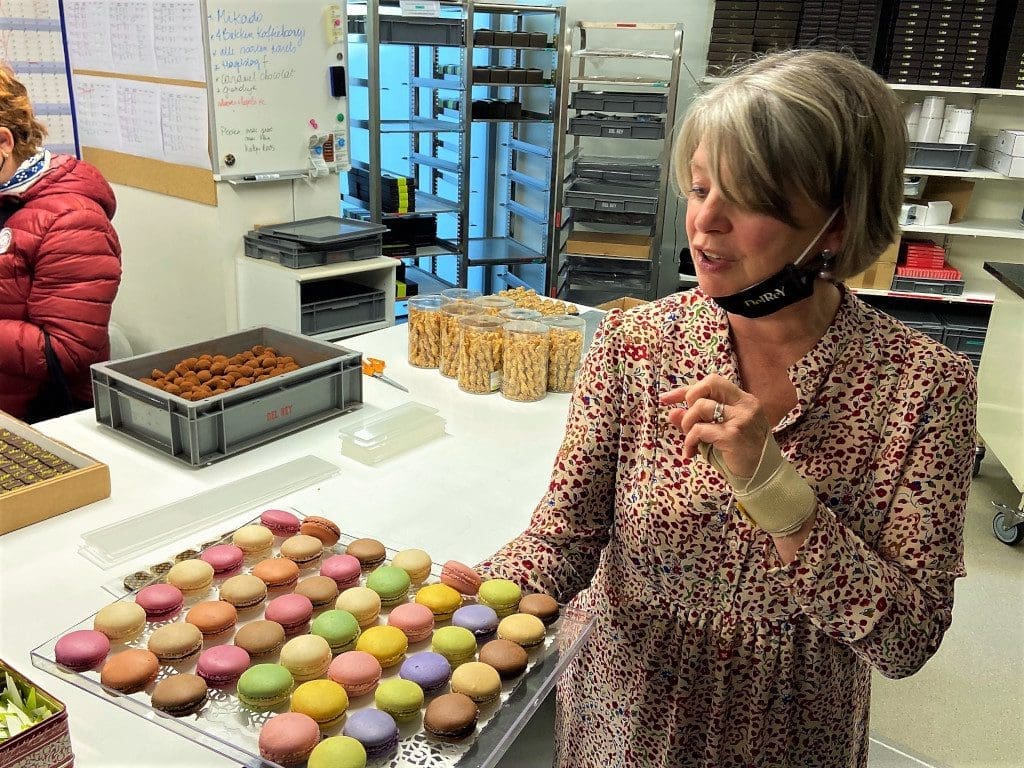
542, 315, 586, 393
457, 315, 506, 394
502, 320, 550, 402
407, 295, 443, 368
439, 301, 486, 378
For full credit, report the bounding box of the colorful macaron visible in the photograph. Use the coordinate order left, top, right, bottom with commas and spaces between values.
452, 604, 499, 642
265, 593, 315, 636
391, 549, 432, 585
101, 648, 160, 693
252, 557, 301, 590
311, 609, 361, 655
364, 566, 411, 608
320, 554, 362, 591
93, 601, 147, 643
518, 593, 560, 626
308, 736, 367, 768
218, 573, 268, 610
342, 709, 399, 760
431, 626, 478, 668
260, 508, 301, 537
232, 524, 275, 559
399, 652, 452, 695
147, 622, 204, 664
237, 663, 295, 711
335, 587, 381, 629
440, 560, 482, 596
477, 578, 522, 618
295, 575, 340, 610
299, 515, 341, 546
151, 673, 208, 717
165, 559, 215, 595
355, 625, 408, 669
196, 644, 251, 687
234, 620, 286, 658
478, 639, 528, 680
186, 600, 238, 638
291, 678, 349, 730
387, 602, 435, 643
259, 712, 321, 767
496, 613, 546, 649
424, 692, 479, 741
328, 651, 382, 698
280, 634, 333, 683
199, 544, 244, 576
415, 583, 463, 622
280, 534, 324, 569
55, 630, 110, 671
374, 678, 424, 722
345, 538, 386, 570
134, 583, 184, 621
450, 661, 502, 705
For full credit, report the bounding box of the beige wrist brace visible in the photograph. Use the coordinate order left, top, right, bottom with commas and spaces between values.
699, 434, 816, 536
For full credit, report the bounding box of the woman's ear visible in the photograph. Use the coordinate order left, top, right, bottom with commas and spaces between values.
821, 208, 845, 253
0, 127, 15, 158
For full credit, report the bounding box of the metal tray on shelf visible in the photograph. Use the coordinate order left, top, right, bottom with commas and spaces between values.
564, 180, 660, 215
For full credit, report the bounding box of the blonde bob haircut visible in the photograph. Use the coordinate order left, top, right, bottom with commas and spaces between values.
675, 49, 906, 280
0, 65, 48, 165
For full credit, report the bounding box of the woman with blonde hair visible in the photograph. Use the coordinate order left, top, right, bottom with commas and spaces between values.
0, 66, 121, 421
482, 50, 976, 767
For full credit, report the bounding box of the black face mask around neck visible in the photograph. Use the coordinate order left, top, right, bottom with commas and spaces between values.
709, 208, 840, 319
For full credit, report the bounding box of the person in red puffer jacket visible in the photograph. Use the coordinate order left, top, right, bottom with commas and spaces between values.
0, 66, 122, 421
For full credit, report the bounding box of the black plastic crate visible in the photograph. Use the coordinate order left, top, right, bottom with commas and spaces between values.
378, 16, 464, 46
892, 276, 965, 296
888, 307, 945, 343
570, 91, 668, 114
575, 157, 660, 184
569, 113, 665, 140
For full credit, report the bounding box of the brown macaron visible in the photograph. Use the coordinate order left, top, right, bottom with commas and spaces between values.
345, 538, 386, 570
518, 593, 560, 626
295, 576, 340, 609
424, 692, 479, 741
147, 622, 204, 664
478, 639, 528, 680
101, 648, 160, 693
219, 573, 268, 610
280, 535, 325, 569
235, 620, 287, 658
252, 558, 301, 589
299, 515, 341, 546
186, 600, 238, 637
151, 673, 208, 717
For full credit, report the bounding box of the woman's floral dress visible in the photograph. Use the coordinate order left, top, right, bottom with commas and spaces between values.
480, 287, 977, 768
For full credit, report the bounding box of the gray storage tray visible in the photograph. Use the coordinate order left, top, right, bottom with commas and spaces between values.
91, 328, 363, 468
570, 90, 668, 114
565, 180, 659, 215
575, 156, 660, 184
906, 142, 978, 171
379, 16, 464, 46
891, 276, 965, 296
243, 232, 381, 268
569, 114, 665, 139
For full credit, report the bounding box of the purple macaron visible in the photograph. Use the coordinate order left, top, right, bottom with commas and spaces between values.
200, 544, 245, 576
320, 554, 362, 591
55, 629, 111, 671
452, 604, 499, 642
343, 708, 399, 759
259, 509, 301, 537
399, 651, 452, 694
196, 644, 251, 686
135, 583, 185, 620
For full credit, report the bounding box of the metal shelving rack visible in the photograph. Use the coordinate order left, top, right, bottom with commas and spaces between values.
552, 21, 683, 303
345, 1, 565, 297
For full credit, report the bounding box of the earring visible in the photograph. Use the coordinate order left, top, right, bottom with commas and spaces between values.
817, 249, 836, 280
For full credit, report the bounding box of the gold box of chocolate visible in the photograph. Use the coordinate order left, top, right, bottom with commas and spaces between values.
0, 411, 110, 536
0, 659, 73, 768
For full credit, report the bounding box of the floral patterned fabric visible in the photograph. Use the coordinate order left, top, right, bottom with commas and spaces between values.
480, 287, 977, 768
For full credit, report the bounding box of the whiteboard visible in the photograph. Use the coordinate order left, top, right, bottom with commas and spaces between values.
205, 0, 351, 180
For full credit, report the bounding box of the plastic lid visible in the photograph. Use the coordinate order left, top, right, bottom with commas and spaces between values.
542, 315, 586, 329
441, 300, 486, 317
475, 295, 515, 309
255, 216, 388, 245
499, 307, 542, 321
339, 402, 446, 465
504, 320, 549, 334
440, 288, 482, 304
408, 294, 443, 311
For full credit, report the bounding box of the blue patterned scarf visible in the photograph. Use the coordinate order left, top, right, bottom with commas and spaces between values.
0, 150, 51, 197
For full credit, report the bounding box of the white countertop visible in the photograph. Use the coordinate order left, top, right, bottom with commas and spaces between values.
0, 322, 575, 767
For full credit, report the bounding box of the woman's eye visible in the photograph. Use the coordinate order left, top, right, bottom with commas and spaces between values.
688, 185, 708, 199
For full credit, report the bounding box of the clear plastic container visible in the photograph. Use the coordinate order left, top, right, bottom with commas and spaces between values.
499, 307, 542, 322
439, 301, 486, 378
440, 288, 482, 305
457, 315, 506, 394
502, 321, 550, 402
407, 294, 444, 368
338, 402, 446, 465
474, 295, 515, 316
543, 315, 586, 393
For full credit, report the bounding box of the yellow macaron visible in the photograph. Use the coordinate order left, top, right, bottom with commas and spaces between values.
355, 625, 408, 669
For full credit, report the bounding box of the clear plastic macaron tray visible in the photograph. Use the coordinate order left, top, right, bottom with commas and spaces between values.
31, 512, 593, 768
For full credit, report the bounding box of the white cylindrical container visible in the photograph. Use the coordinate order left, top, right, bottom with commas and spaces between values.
904, 101, 922, 138
921, 95, 945, 118
917, 116, 943, 143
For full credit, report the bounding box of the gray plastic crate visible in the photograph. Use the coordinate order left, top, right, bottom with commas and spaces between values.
565, 180, 659, 215
575, 157, 660, 184
567, 253, 652, 298
569, 114, 665, 140
889, 307, 944, 343
379, 16, 464, 46
244, 233, 380, 268
570, 91, 667, 114
906, 142, 977, 171
892, 276, 965, 295
90, 328, 363, 468
300, 280, 386, 335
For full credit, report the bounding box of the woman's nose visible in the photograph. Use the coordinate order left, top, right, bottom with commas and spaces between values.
693, 191, 730, 233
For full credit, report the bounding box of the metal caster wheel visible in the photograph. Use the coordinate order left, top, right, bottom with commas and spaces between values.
992, 510, 1024, 546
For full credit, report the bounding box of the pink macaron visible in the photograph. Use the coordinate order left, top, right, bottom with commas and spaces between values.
320, 554, 362, 591
259, 712, 321, 767
55, 629, 111, 671
328, 650, 382, 698
135, 583, 184, 620
200, 544, 245, 576
387, 602, 435, 643
265, 593, 314, 636
196, 644, 251, 687
440, 560, 482, 596
260, 509, 301, 537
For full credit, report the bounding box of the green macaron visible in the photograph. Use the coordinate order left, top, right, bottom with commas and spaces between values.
477, 578, 522, 618
311, 609, 362, 654
237, 663, 294, 711
374, 678, 424, 722
308, 735, 367, 768
364, 566, 411, 607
